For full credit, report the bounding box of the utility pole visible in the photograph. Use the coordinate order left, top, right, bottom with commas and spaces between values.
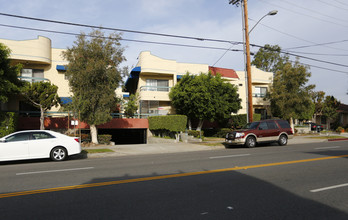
242, 0, 253, 123
230, 0, 253, 123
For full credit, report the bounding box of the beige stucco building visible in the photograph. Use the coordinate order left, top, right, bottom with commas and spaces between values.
0, 36, 70, 112
1, 36, 273, 119
125, 51, 273, 118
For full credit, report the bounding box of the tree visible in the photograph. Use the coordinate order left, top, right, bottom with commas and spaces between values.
62, 29, 125, 144
0, 43, 22, 103
169, 72, 242, 131
322, 95, 340, 130
266, 60, 315, 130
311, 90, 326, 122
124, 93, 139, 118
21, 81, 60, 130
251, 44, 289, 73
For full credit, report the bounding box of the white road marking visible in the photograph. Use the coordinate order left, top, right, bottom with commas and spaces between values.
209, 154, 250, 159
315, 146, 341, 150
16, 167, 94, 175
310, 183, 348, 192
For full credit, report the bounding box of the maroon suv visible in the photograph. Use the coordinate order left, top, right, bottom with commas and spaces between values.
225, 119, 293, 148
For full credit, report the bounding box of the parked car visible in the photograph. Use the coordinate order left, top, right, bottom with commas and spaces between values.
225, 119, 293, 148
0, 130, 81, 162
304, 122, 324, 131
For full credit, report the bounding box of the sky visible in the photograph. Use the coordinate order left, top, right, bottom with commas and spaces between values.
1, 0, 348, 103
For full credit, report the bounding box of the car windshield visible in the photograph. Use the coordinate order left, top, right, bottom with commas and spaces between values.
242, 122, 259, 129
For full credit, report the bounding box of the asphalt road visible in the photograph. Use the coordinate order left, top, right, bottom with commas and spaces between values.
0, 141, 347, 219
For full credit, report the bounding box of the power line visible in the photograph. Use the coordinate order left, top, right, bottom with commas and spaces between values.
248, 18, 348, 52
285, 50, 348, 57
0, 12, 241, 45
0, 23, 245, 53
281, 0, 348, 24
316, 0, 348, 11
1, 13, 348, 71
289, 60, 348, 74
285, 39, 348, 50
259, 0, 348, 28
250, 44, 348, 68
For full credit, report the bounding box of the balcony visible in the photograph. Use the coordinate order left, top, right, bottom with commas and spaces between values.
139, 86, 171, 101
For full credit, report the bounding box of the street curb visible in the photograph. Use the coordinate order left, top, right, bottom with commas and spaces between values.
328, 138, 348, 142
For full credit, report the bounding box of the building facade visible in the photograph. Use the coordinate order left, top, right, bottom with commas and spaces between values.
125, 51, 273, 118
0, 36, 70, 113
1, 37, 273, 119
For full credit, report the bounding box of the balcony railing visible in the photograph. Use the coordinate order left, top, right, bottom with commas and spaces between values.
253, 93, 266, 98
18, 76, 50, 82
140, 86, 171, 92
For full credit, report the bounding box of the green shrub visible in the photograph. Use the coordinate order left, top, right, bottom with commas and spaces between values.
0, 112, 18, 138
149, 115, 187, 132
229, 114, 261, 129
215, 128, 232, 138
201, 128, 233, 138
336, 127, 344, 133
81, 134, 91, 143
98, 134, 112, 145
149, 115, 187, 138
188, 130, 204, 138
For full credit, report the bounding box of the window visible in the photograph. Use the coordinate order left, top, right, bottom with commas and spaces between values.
5, 133, 30, 142
64, 73, 71, 80
259, 122, 268, 130
157, 80, 169, 91
266, 121, 279, 129
254, 87, 267, 97
21, 69, 44, 82
31, 132, 55, 140
145, 79, 169, 92
140, 100, 159, 115
277, 120, 291, 129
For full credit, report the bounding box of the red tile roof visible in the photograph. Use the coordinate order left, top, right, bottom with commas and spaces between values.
209, 66, 239, 79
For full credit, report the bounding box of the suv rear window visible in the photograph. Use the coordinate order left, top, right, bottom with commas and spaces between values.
277, 120, 291, 128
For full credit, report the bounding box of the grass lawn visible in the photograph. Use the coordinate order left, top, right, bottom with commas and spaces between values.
307, 136, 346, 139
203, 137, 225, 141
83, 149, 114, 154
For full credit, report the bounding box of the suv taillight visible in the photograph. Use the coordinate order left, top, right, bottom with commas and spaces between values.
74, 138, 80, 143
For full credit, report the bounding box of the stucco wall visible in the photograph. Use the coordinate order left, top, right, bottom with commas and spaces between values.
0, 36, 52, 64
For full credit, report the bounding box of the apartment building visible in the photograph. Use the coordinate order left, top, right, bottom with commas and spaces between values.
0, 36, 70, 113
0, 36, 127, 114
1, 36, 273, 119
125, 51, 273, 118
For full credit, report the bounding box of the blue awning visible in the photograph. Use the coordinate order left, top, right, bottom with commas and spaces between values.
177, 75, 183, 79
125, 67, 141, 93
129, 66, 141, 79
56, 65, 67, 71
60, 97, 72, 104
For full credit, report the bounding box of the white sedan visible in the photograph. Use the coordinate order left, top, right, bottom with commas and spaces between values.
0, 130, 81, 162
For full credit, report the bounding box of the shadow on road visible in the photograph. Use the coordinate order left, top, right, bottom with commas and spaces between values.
1, 166, 347, 219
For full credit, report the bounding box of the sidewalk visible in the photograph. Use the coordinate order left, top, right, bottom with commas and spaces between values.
81, 134, 348, 158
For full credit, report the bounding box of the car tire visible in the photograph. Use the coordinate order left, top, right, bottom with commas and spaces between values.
245, 136, 256, 148
50, 147, 67, 161
278, 135, 288, 146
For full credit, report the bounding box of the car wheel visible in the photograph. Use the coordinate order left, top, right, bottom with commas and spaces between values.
245, 136, 256, 148
50, 147, 67, 161
278, 135, 288, 146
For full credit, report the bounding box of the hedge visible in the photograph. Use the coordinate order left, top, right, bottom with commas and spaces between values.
0, 112, 18, 138
229, 113, 261, 129
187, 130, 204, 138
149, 115, 187, 138
149, 115, 187, 132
